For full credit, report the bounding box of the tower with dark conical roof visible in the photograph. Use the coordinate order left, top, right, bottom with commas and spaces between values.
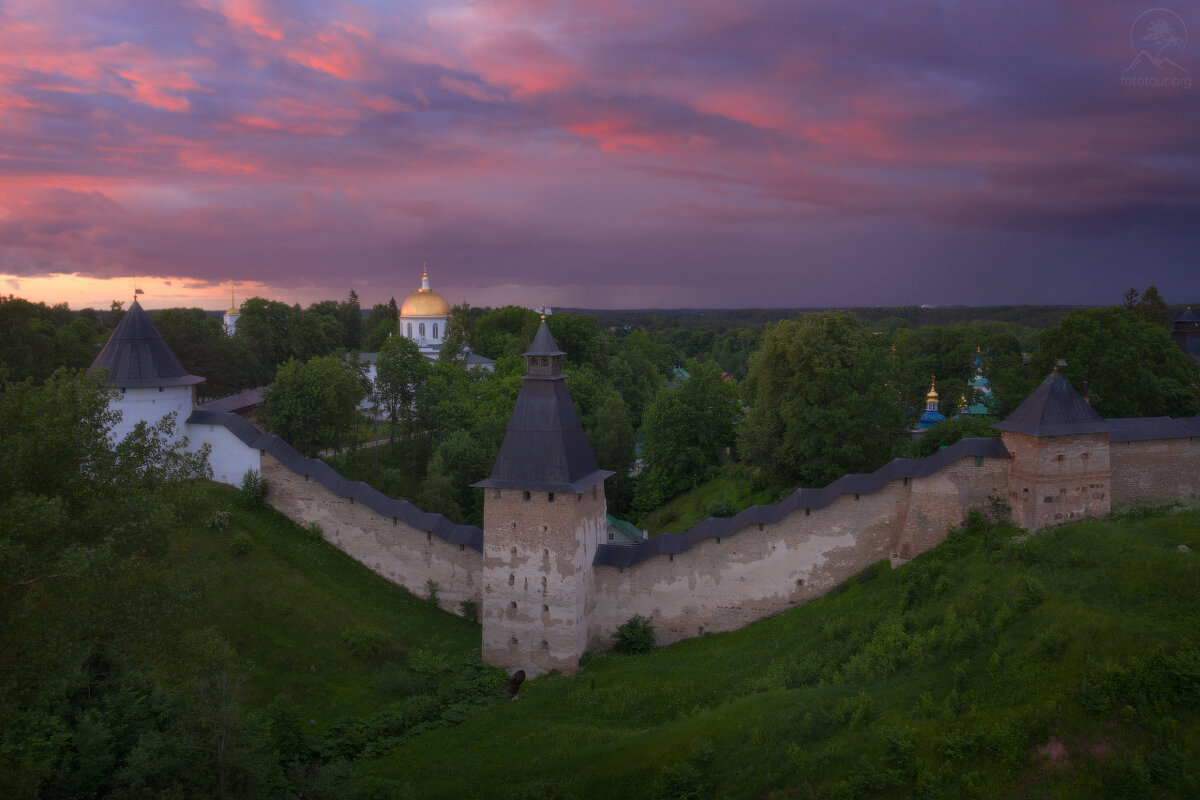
91, 298, 204, 444
992, 371, 1113, 529
473, 318, 612, 675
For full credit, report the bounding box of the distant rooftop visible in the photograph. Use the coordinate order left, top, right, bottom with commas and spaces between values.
196, 387, 264, 413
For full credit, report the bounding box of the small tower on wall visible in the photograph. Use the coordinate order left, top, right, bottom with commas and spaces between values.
473, 319, 613, 675
91, 298, 205, 445
992, 372, 1113, 530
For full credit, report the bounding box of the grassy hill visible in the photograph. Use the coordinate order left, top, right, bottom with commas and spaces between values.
362, 501, 1200, 799
7, 478, 1199, 798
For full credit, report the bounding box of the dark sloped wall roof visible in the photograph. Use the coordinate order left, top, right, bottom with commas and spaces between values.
187, 410, 483, 550
595, 436, 1010, 568
1108, 415, 1200, 442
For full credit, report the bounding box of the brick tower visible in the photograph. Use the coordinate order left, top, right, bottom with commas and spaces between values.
993, 371, 1113, 530
473, 320, 612, 675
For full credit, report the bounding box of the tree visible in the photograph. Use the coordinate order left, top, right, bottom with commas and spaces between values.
289, 308, 345, 363
635, 361, 741, 511
363, 299, 398, 352
0, 369, 212, 789
740, 312, 908, 489
589, 391, 637, 514
472, 306, 539, 359
374, 335, 428, 444
154, 308, 252, 401
905, 414, 1000, 459
1134, 285, 1170, 328
440, 303, 474, 363
234, 298, 295, 385
261, 356, 365, 456
338, 290, 365, 351
1030, 306, 1199, 417
0, 296, 101, 384
420, 429, 490, 524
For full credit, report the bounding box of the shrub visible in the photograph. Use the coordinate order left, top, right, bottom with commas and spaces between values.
238, 469, 269, 508
613, 615, 655, 654
705, 496, 736, 518
458, 599, 479, 623
341, 625, 389, 659
229, 533, 252, 555
1018, 576, 1047, 611
305, 522, 323, 541
203, 510, 231, 531
424, 579, 440, 609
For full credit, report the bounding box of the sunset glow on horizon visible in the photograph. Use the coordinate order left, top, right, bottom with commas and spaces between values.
2, 1, 1198, 310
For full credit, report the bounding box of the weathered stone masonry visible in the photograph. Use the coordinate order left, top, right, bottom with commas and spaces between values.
262, 451, 482, 613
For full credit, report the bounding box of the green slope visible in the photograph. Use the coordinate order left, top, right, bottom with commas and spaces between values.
10, 477, 1199, 799
363, 502, 1200, 799
151, 483, 484, 728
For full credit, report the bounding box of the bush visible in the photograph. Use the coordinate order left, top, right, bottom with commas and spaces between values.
706, 496, 736, 518
305, 522, 323, 541
204, 510, 231, 531
1018, 576, 1047, 611
612, 615, 655, 654
229, 532, 252, 555
424, 579, 440, 609
238, 469, 269, 508
458, 600, 479, 623
341, 625, 389, 659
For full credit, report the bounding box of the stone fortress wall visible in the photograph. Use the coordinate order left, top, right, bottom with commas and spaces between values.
99, 290, 1200, 675
189, 405, 1200, 670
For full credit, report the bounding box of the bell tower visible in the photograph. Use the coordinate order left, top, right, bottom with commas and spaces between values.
473, 319, 612, 675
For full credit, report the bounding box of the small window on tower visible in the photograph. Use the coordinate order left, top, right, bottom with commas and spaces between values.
419, 323, 426, 337
523, 491, 531, 501
406, 323, 412, 338
433, 323, 439, 339
548, 493, 555, 503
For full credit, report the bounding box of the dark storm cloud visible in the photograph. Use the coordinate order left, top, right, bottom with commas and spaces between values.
0, 0, 1196, 307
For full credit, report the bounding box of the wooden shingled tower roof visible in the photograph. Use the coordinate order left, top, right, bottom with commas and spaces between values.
992, 371, 1112, 437
474, 320, 611, 493
91, 300, 204, 388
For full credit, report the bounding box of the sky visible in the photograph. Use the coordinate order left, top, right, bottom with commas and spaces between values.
0, 0, 1198, 311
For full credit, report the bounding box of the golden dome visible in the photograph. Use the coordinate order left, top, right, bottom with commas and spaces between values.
926, 376, 939, 402
400, 267, 450, 317
226, 290, 239, 315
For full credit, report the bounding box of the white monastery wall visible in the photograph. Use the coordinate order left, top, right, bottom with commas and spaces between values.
589, 455, 1008, 649
260, 451, 482, 613
185, 422, 263, 486
110, 386, 193, 445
